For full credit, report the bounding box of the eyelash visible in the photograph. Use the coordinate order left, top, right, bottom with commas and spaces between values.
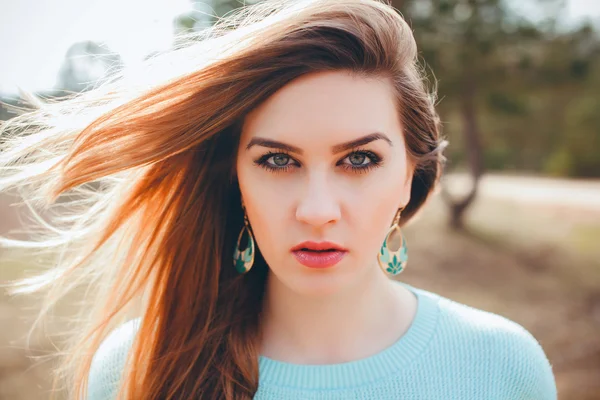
253, 149, 384, 174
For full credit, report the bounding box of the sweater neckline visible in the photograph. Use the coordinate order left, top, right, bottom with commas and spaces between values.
257, 281, 440, 389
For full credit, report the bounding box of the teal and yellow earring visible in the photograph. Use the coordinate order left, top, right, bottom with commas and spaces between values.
233, 209, 255, 274
378, 207, 408, 276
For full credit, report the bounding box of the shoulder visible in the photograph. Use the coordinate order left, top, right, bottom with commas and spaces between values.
414, 286, 558, 399
87, 318, 141, 400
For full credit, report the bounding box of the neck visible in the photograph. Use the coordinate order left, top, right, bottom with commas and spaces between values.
259, 265, 416, 365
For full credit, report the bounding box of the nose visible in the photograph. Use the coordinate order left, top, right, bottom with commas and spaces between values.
295, 172, 341, 228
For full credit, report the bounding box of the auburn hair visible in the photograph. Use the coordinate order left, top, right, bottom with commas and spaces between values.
0, 0, 446, 398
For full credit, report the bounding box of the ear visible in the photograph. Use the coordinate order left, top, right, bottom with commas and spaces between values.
400, 162, 415, 209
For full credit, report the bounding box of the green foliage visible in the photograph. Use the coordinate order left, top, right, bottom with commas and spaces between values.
562, 95, 600, 177
393, 0, 600, 177
487, 92, 528, 115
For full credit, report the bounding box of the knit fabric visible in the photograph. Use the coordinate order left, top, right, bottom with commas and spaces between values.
86, 282, 558, 399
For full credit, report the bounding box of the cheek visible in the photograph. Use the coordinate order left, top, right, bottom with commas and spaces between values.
350, 181, 402, 233
237, 164, 294, 256
345, 161, 408, 257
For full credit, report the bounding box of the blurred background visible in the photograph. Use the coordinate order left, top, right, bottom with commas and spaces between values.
1, 0, 599, 398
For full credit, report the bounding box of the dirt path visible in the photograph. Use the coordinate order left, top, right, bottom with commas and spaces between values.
447, 173, 600, 213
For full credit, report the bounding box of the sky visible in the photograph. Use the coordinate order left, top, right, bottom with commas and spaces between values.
1, 0, 599, 94
0, 0, 193, 94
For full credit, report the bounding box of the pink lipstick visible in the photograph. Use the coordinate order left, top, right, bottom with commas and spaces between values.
291, 241, 348, 269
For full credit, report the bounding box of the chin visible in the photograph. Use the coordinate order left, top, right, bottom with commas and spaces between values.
277, 267, 361, 298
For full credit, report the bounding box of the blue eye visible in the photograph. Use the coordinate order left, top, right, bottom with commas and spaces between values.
254, 151, 298, 172
254, 149, 383, 174
271, 154, 291, 167
339, 150, 382, 172
347, 152, 368, 166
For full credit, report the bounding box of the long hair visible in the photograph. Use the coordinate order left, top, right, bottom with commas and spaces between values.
0, 0, 446, 398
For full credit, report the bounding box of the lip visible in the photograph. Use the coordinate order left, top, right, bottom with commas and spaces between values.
291, 241, 348, 252
291, 241, 348, 269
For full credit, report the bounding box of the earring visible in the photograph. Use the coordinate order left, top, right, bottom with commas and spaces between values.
233, 208, 255, 274
378, 207, 408, 276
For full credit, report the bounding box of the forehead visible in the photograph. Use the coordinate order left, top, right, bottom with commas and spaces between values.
241, 70, 401, 143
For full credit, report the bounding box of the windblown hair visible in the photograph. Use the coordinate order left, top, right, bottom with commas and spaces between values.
0, 0, 446, 398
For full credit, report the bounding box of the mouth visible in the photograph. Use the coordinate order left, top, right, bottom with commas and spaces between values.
291, 241, 347, 252
291, 241, 348, 268
299, 249, 337, 252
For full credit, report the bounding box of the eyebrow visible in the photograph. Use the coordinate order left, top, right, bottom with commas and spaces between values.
245, 132, 393, 155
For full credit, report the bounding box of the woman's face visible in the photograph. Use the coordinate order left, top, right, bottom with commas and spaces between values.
236, 70, 413, 297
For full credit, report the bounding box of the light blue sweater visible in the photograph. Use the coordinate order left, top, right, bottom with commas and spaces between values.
87, 282, 558, 399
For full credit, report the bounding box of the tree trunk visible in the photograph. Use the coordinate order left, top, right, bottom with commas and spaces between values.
441, 65, 484, 230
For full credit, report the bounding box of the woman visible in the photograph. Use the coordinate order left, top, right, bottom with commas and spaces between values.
0, 0, 557, 399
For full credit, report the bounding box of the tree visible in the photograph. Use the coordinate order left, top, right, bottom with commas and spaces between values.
392, 0, 564, 229
174, 0, 262, 38
55, 41, 124, 93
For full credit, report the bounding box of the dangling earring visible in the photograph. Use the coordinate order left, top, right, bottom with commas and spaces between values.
378, 207, 408, 277
233, 208, 255, 274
